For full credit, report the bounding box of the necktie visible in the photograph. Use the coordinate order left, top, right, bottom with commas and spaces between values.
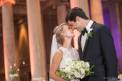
81, 28, 87, 35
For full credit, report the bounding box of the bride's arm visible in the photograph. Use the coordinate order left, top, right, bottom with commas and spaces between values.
73, 29, 80, 50
50, 50, 68, 81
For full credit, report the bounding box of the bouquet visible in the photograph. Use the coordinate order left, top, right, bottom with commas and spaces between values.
56, 60, 94, 80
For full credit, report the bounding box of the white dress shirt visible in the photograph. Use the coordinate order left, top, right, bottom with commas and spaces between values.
81, 20, 94, 51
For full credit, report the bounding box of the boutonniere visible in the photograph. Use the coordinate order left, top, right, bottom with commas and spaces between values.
87, 29, 94, 38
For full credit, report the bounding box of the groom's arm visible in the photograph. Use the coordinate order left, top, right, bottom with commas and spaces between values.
99, 26, 118, 80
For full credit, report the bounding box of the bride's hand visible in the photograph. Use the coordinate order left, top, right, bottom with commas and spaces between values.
73, 29, 81, 50
73, 29, 80, 39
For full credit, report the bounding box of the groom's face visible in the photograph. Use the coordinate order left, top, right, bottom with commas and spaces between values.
67, 21, 77, 30
67, 20, 81, 32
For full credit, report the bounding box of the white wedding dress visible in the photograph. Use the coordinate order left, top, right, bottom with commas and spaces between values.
58, 47, 79, 69
50, 47, 80, 81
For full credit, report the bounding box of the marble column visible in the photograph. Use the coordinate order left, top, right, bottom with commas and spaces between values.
26, 0, 47, 81
57, 4, 67, 24
70, 0, 89, 17
2, 3, 15, 81
90, 0, 104, 24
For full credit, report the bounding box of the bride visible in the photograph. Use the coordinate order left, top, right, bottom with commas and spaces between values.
49, 23, 80, 81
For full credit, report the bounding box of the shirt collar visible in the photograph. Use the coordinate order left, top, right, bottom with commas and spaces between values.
86, 20, 94, 33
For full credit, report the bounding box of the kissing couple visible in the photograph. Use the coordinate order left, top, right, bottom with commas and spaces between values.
50, 7, 118, 81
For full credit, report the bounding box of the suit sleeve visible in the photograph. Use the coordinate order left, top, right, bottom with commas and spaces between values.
99, 26, 118, 79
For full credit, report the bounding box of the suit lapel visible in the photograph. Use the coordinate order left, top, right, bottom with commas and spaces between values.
82, 36, 90, 54
78, 33, 84, 59
82, 22, 96, 55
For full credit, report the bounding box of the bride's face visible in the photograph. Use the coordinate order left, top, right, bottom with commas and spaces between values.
62, 25, 73, 38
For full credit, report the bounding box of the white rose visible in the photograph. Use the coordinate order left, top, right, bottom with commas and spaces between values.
84, 62, 90, 70
74, 71, 81, 78
80, 68, 85, 79
85, 62, 90, 68
63, 66, 71, 72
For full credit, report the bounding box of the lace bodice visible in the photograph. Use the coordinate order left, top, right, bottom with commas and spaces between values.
59, 47, 80, 69
50, 47, 80, 81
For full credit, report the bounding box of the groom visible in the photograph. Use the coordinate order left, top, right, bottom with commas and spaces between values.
65, 7, 118, 81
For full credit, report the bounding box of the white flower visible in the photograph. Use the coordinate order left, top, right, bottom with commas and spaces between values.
14, 64, 16, 67
63, 66, 72, 73
57, 60, 93, 80
80, 68, 85, 79
74, 71, 81, 78
9, 73, 19, 78
85, 62, 90, 68
84, 62, 90, 70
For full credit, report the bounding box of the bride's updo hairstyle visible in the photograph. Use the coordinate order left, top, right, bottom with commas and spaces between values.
53, 23, 68, 45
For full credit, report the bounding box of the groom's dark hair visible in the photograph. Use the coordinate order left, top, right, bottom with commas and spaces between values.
65, 7, 89, 22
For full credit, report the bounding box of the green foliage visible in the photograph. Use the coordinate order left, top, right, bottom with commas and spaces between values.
9, 67, 17, 74
85, 65, 94, 76
87, 32, 93, 38
56, 70, 70, 80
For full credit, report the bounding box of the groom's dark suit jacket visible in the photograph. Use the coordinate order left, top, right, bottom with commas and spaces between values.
79, 22, 118, 81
